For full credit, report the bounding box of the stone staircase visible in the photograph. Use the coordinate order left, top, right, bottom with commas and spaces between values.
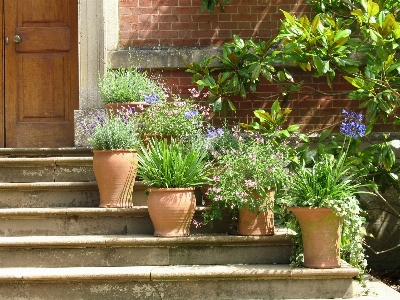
0, 148, 361, 299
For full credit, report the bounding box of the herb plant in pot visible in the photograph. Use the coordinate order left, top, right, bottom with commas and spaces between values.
203, 129, 290, 235
136, 137, 211, 237
82, 107, 140, 208
281, 110, 369, 271
99, 66, 167, 113
138, 95, 210, 141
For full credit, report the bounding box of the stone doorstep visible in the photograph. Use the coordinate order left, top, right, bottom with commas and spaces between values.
0, 231, 294, 248
0, 264, 359, 283
0, 182, 99, 191
0, 157, 93, 167
0, 147, 92, 158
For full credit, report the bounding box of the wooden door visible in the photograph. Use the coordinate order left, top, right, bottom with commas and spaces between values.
4, 0, 78, 148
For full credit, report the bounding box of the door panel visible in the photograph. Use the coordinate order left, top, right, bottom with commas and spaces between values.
4, 0, 78, 147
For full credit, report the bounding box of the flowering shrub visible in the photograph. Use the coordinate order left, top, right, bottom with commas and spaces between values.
138, 96, 210, 138
202, 129, 291, 227
98, 66, 167, 104
81, 107, 139, 150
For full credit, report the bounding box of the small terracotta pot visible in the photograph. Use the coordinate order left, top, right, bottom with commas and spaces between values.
147, 188, 196, 237
104, 102, 149, 114
287, 207, 344, 268
238, 189, 275, 236
93, 149, 138, 208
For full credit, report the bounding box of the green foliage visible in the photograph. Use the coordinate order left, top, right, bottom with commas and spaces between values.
185, 35, 286, 114
98, 66, 167, 104
138, 96, 209, 137
202, 131, 291, 226
201, 0, 231, 13
82, 108, 140, 151
136, 138, 211, 188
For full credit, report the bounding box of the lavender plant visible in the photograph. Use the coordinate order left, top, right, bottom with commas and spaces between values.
99, 66, 167, 104
81, 107, 140, 150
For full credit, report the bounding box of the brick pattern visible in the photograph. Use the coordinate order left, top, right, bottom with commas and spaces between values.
119, 0, 313, 48
119, 0, 392, 132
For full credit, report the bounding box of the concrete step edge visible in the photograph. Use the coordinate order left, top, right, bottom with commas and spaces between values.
0, 182, 99, 191
0, 231, 294, 248
0, 264, 359, 283
0, 181, 147, 191
0, 157, 93, 167
0, 207, 150, 218
0, 148, 92, 158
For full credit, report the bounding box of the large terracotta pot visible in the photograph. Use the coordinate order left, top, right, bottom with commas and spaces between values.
104, 102, 149, 114
238, 189, 275, 236
93, 149, 138, 208
147, 188, 196, 237
287, 207, 344, 268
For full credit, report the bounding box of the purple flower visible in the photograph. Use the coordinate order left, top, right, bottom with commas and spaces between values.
144, 94, 160, 105
184, 110, 199, 119
340, 109, 366, 139
206, 126, 224, 139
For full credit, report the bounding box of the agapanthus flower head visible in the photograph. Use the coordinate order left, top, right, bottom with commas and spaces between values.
144, 94, 161, 105
340, 109, 366, 139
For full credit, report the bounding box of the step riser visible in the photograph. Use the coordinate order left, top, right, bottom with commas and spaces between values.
0, 279, 355, 299
0, 245, 291, 268
0, 213, 230, 236
0, 190, 100, 208
0, 166, 95, 183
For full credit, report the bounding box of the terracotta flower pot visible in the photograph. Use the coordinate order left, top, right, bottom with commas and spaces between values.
288, 207, 344, 268
147, 187, 196, 237
93, 149, 138, 208
238, 189, 275, 236
104, 102, 149, 114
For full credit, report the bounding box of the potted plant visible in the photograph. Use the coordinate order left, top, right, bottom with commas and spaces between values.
280, 110, 369, 272
138, 95, 210, 141
98, 66, 167, 113
81, 106, 140, 208
202, 127, 291, 235
136, 137, 211, 237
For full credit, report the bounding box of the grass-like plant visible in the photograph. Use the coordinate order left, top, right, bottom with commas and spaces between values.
98, 66, 167, 104
136, 138, 211, 188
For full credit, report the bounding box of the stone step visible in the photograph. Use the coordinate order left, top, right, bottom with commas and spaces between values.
0, 157, 95, 182
0, 147, 92, 158
0, 264, 360, 299
0, 207, 230, 236
0, 232, 293, 267
0, 181, 151, 208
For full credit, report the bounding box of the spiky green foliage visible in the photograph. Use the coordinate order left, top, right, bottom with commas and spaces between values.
136, 138, 211, 188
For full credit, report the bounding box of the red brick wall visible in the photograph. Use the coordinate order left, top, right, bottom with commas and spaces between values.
118, 0, 393, 133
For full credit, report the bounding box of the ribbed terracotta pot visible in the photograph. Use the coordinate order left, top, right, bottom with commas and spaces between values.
238, 189, 275, 236
288, 207, 344, 268
147, 187, 196, 237
93, 150, 138, 208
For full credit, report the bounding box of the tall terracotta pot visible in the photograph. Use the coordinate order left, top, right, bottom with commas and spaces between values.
93, 149, 138, 208
147, 188, 196, 237
287, 207, 344, 268
238, 189, 275, 236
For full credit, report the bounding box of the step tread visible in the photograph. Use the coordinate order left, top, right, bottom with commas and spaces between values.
0, 157, 93, 167
0, 181, 146, 191
0, 264, 359, 283
0, 232, 294, 247
0, 148, 92, 158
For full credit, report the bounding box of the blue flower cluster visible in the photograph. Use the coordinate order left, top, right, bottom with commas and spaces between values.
144, 94, 160, 105
340, 109, 366, 139
206, 126, 224, 139
184, 110, 199, 119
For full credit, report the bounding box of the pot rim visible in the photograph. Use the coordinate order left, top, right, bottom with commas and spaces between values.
148, 187, 195, 193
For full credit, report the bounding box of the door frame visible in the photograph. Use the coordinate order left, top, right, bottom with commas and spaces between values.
0, 0, 119, 148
